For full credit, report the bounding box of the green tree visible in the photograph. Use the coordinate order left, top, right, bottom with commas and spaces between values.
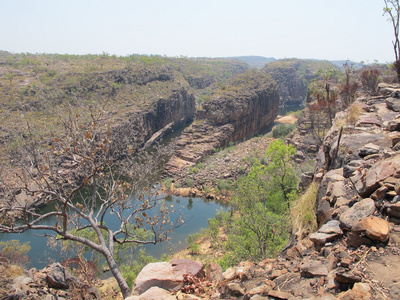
225, 140, 298, 262
383, 0, 400, 82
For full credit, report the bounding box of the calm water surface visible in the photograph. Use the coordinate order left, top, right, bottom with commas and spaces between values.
0, 195, 226, 269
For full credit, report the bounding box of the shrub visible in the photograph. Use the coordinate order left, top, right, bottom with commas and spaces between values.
0, 240, 31, 267
361, 68, 381, 94
188, 243, 201, 255
188, 166, 199, 174
272, 124, 295, 138
186, 178, 194, 187
164, 178, 173, 190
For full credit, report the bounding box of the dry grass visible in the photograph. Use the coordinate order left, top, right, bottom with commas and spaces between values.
290, 181, 319, 239
346, 102, 361, 126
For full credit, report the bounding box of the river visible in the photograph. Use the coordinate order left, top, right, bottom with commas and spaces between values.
0, 103, 302, 269
0, 195, 226, 269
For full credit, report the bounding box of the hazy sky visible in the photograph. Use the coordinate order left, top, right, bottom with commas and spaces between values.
0, 0, 395, 63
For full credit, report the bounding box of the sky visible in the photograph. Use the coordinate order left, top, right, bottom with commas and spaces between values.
0, 0, 396, 63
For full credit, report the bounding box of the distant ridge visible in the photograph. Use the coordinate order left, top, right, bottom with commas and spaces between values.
227, 55, 366, 70
225, 56, 276, 69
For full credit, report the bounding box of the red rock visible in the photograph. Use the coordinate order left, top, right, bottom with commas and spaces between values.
352, 216, 390, 242
300, 260, 328, 277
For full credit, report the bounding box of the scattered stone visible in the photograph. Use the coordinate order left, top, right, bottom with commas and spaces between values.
335, 271, 362, 284
339, 198, 376, 229
359, 143, 380, 158
226, 282, 245, 296
371, 186, 389, 200
389, 131, 400, 147
346, 231, 373, 248
245, 284, 272, 297
300, 260, 328, 278
270, 269, 288, 280
386, 119, 400, 131
310, 220, 343, 245
223, 267, 238, 281
340, 257, 352, 269
337, 282, 371, 300
352, 216, 390, 242
267, 290, 293, 299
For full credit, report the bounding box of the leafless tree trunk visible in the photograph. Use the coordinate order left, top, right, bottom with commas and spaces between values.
384, 0, 400, 82
0, 108, 179, 299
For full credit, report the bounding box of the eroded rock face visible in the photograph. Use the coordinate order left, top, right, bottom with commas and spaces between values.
112, 88, 196, 151
165, 71, 279, 176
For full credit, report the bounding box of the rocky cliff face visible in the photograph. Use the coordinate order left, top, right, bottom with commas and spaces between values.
166, 70, 279, 176
111, 88, 195, 151
263, 65, 306, 105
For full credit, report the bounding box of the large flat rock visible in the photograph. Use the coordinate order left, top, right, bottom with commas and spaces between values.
132, 259, 204, 295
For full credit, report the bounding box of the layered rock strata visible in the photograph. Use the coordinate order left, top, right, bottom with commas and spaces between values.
112, 88, 195, 151
166, 70, 279, 176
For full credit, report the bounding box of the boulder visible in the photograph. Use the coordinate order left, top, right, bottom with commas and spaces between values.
352, 216, 390, 242
44, 263, 81, 290
339, 198, 376, 229
386, 119, 400, 131
300, 260, 328, 277
386, 97, 400, 112
132, 259, 204, 295
310, 220, 343, 245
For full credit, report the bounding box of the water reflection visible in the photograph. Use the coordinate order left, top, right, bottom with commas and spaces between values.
0, 195, 227, 269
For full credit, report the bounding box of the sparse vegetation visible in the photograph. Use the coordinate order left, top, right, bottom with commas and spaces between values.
290, 181, 319, 239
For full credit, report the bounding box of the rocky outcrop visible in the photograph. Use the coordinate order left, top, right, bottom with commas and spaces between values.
165, 70, 279, 176
112, 88, 195, 151
263, 64, 306, 105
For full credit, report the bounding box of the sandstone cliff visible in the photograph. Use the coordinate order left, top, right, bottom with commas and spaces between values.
263, 59, 338, 106
111, 87, 196, 151
165, 70, 279, 176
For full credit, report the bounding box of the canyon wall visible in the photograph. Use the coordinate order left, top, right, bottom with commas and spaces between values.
166, 70, 279, 175
111, 88, 196, 151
